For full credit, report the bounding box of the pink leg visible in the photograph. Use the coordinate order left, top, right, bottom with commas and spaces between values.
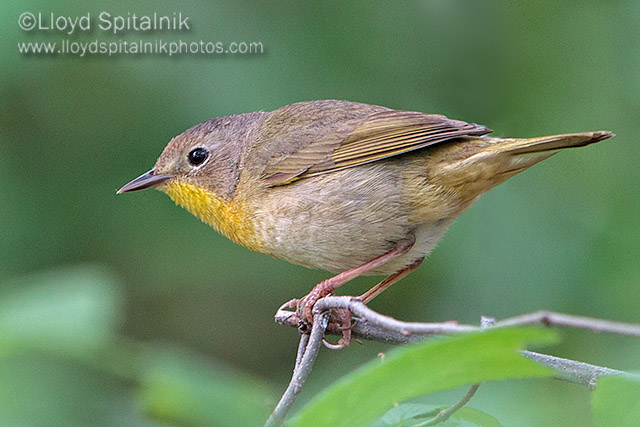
317, 256, 424, 349
298, 237, 416, 322
360, 257, 424, 304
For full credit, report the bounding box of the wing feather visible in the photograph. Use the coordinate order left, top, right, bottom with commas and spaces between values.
262, 107, 491, 186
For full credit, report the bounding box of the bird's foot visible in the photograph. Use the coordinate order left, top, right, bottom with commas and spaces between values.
294, 279, 335, 331
289, 295, 354, 348
323, 308, 353, 349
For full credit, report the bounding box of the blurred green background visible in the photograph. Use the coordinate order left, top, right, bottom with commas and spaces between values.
1, 1, 639, 426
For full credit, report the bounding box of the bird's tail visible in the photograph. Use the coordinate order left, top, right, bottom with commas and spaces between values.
430, 131, 614, 207
488, 131, 613, 156
481, 131, 613, 177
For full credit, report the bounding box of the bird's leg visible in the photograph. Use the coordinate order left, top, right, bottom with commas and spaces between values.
296, 236, 416, 346
298, 237, 416, 322
320, 257, 425, 349
359, 257, 424, 304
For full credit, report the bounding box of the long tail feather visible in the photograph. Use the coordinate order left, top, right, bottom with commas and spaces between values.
496, 131, 614, 155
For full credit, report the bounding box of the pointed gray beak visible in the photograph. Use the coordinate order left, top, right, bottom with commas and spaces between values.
117, 169, 172, 194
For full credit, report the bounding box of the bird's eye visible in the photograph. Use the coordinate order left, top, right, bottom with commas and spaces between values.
188, 147, 209, 166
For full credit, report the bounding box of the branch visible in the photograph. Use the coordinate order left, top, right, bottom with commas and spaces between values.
265, 311, 329, 427
492, 311, 640, 337
521, 351, 620, 389
268, 296, 635, 426
422, 383, 481, 426
309, 296, 640, 338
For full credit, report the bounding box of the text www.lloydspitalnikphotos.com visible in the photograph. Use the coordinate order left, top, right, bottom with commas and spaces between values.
17, 11, 265, 57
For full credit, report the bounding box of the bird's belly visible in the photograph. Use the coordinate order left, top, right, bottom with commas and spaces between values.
368, 219, 451, 275
249, 164, 453, 275
256, 214, 450, 275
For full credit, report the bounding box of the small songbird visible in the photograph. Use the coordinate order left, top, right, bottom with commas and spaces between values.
118, 100, 612, 347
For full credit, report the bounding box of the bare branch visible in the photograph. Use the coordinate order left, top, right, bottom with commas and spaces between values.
421, 383, 481, 426
521, 351, 621, 390
315, 296, 478, 335
268, 296, 636, 425
265, 311, 329, 427
275, 297, 640, 349
295, 332, 310, 370
309, 296, 640, 338
493, 311, 640, 337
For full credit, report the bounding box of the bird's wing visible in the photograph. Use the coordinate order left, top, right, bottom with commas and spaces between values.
262, 108, 491, 186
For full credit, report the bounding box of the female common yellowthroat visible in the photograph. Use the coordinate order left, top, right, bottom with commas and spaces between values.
118, 100, 612, 346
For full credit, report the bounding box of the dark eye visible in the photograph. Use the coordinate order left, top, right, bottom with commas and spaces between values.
188, 147, 208, 166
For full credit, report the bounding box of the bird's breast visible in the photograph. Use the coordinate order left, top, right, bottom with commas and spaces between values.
160, 181, 265, 252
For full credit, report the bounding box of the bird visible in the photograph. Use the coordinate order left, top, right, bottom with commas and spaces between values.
118, 100, 612, 347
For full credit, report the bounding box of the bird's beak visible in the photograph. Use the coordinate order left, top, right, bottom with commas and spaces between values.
117, 169, 172, 194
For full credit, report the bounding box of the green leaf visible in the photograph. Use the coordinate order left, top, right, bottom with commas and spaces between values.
138, 345, 276, 427
592, 374, 640, 427
451, 407, 502, 427
370, 400, 501, 427
291, 328, 555, 427
0, 264, 122, 353
371, 403, 441, 426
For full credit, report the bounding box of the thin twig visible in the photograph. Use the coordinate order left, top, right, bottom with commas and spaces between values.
311, 297, 640, 338
315, 297, 478, 336
265, 311, 329, 427
521, 351, 621, 390
419, 383, 481, 426
493, 311, 640, 337
274, 297, 630, 388
294, 332, 310, 371
269, 296, 636, 425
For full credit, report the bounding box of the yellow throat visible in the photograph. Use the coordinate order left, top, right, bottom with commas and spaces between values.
161, 181, 263, 252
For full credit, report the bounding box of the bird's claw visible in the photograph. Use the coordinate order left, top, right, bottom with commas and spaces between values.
294, 296, 353, 348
